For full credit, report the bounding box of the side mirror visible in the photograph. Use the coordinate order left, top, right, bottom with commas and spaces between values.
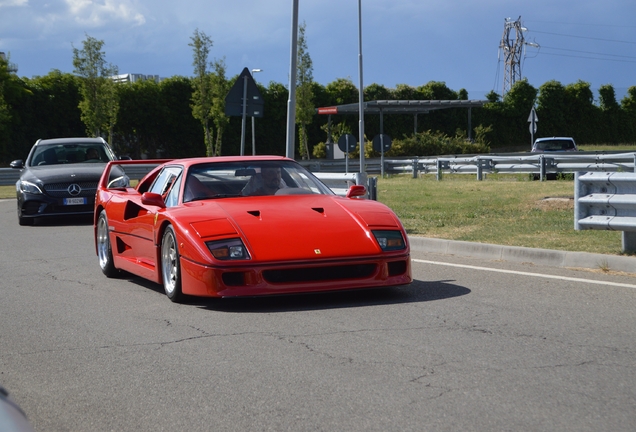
141, 192, 166, 208
346, 185, 366, 198
10, 160, 24, 169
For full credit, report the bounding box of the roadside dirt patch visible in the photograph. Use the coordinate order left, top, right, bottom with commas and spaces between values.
537, 196, 574, 211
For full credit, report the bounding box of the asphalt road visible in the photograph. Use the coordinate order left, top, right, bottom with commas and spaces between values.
1, 199, 635, 431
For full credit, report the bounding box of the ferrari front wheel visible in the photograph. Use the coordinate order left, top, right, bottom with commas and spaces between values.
97, 210, 119, 278
161, 225, 183, 302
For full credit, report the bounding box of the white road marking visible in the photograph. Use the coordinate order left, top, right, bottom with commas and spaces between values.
412, 258, 636, 290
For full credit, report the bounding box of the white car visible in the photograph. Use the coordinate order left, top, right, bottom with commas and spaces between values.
531, 137, 577, 152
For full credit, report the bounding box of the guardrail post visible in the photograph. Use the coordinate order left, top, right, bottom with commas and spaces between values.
623, 232, 636, 253
355, 172, 369, 198
436, 159, 443, 181
476, 158, 483, 181
540, 154, 546, 181
367, 176, 377, 200
412, 158, 418, 179
574, 171, 584, 230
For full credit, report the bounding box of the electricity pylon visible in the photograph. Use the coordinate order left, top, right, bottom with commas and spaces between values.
499, 16, 528, 96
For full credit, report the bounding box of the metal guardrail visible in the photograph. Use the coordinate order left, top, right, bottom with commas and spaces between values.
0, 164, 157, 187
312, 172, 377, 200
382, 152, 636, 180
575, 171, 636, 252
1, 164, 378, 200
5, 152, 635, 186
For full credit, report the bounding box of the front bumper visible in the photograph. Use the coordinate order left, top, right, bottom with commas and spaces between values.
17, 191, 96, 219
179, 255, 412, 297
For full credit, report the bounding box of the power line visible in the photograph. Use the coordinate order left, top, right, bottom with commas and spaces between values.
537, 50, 636, 63
525, 20, 636, 29
540, 45, 636, 61
529, 30, 636, 45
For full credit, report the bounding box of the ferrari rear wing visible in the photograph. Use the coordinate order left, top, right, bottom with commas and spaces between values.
98, 159, 173, 190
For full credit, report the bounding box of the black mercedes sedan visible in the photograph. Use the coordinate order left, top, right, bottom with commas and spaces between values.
10, 137, 129, 226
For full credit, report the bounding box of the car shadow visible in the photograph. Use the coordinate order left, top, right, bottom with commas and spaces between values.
186, 279, 470, 313
26, 215, 93, 226
121, 274, 470, 312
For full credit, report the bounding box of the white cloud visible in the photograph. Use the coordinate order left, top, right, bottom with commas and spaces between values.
0, 0, 28, 7
65, 0, 145, 27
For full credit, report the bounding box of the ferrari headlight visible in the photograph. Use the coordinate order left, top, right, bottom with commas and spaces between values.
107, 175, 130, 188
18, 180, 43, 195
372, 230, 406, 251
206, 238, 251, 260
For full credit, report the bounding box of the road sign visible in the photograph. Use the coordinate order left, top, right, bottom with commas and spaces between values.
225, 68, 264, 117
338, 134, 357, 153
528, 107, 538, 136
372, 134, 392, 153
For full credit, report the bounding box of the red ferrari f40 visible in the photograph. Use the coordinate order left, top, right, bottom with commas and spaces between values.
94, 156, 411, 302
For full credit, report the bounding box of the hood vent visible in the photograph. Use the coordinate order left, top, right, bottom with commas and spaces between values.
312, 207, 324, 214
247, 210, 260, 217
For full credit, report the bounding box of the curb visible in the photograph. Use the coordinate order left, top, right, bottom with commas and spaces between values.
408, 236, 636, 274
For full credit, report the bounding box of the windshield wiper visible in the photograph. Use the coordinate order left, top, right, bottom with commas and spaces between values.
188, 193, 242, 202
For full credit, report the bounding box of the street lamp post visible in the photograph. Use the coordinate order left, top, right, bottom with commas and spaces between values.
357, 0, 367, 188
251, 69, 262, 155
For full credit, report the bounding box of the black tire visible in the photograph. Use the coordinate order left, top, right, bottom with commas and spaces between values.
161, 225, 184, 302
96, 210, 120, 278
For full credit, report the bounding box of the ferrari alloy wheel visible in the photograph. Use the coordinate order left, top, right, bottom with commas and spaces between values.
161, 225, 183, 302
97, 210, 119, 278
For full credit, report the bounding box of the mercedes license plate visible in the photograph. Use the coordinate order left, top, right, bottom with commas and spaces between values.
64, 197, 87, 205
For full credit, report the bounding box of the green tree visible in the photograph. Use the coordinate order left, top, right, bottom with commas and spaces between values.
115, 78, 165, 158
536, 80, 567, 138
325, 78, 358, 105
0, 56, 12, 154
210, 58, 230, 156
598, 84, 620, 143
159, 76, 205, 157
189, 29, 214, 156
621, 86, 636, 143
622, 86, 636, 114
257, 81, 289, 155
295, 21, 314, 159
563, 80, 596, 143
26, 71, 84, 138
72, 34, 119, 141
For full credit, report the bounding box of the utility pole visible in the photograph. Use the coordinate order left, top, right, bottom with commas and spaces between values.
286, 0, 299, 159
251, 68, 262, 155
499, 16, 537, 95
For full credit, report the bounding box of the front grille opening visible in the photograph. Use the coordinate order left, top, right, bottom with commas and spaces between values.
387, 260, 408, 276
263, 264, 376, 284
23, 201, 41, 215
44, 182, 97, 198
222, 272, 246, 286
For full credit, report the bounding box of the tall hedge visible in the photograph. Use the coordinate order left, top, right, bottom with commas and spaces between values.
1, 70, 635, 164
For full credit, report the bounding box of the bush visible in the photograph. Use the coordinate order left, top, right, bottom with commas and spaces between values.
386, 128, 491, 157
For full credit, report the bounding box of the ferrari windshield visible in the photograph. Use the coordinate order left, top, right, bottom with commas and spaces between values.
183, 160, 334, 202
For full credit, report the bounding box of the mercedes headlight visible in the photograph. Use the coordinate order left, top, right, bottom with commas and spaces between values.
18, 180, 43, 195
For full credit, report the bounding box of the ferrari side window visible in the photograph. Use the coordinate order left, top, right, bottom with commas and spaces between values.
149, 166, 183, 197
165, 174, 182, 208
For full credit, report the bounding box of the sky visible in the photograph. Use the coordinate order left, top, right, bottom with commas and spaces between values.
1, 0, 635, 102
